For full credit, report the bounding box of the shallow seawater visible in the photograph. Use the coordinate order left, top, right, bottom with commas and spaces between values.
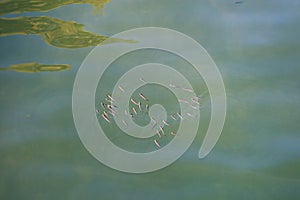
0, 0, 300, 199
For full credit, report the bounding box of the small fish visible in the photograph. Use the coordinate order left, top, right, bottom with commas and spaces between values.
154, 139, 161, 148
108, 109, 115, 116
138, 102, 142, 111
187, 113, 194, 118
192, 97, 202, 104
170, 115, 176, 121
170, 131, 176, 136
102, 113, 111, 123
118, 85, 125, 92
169, 84, 179, 88
103, 111, 109, 118
159, 126, 165, 135
122, 120, 128, 127
105, 98, 113, 103
151, 117, 156, 123
193, 96, 203, 101
130, 113, 134, 118
196, 91, 207, 100
190, 105, 199, 110
95, 109, 100, 114
100, 102, 106, 110
182, 87, 193, 93
177, 112, 183, 120
192, 98, 201, 105
110, 104, 118, 109
146, 104, 149, 112
156, 130, 162, 138
107, 94, 114, 101
132, 107, 137, 115
139, 93, 148, 101
162, 120, 169, 126
152, 122, 157, 129
140, 77, 146, 83
107, 104, 114, 110
178, 99, 189, 104
107, 105, 117, 113
108, 107, 115, 116
130, 98, 139, 105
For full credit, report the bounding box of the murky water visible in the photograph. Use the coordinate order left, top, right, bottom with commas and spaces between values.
0, 0, 299, 199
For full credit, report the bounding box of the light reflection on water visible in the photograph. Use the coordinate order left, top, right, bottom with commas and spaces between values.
0, 0, 300, 199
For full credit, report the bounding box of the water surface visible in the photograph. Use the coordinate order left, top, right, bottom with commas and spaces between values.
0, 0, 299, 199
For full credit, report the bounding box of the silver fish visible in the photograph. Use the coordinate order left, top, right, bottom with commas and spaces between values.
162, 120, 169, 126
192, 98, 201, 105
169, 84, 179, 88
154, 139, 161, 148
107, 94, 114, 101
178, 99, 189, 104
156, 130, 162, 138
130, 98, 139, 105
159, 126, 165, 135
182, 87, 193, 93
140, 77, 146, 83
122, 120, 128, 127
100, 102, 106, 110
139, 93, 148, 101
132, 107, 137, 115
187, 112, 194, 118
102, 113, 111, 123
118, 85, 125, 92
170, 115, 176, 121
177, 112, 183, 120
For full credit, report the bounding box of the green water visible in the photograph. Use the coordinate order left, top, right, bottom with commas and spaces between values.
0, 0, 300, 199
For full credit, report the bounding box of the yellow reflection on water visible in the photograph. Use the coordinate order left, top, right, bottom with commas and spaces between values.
0, 0, 111, 16
0, 16, 134, 48
0, 0, 136, 73
0, 62, 71, 73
